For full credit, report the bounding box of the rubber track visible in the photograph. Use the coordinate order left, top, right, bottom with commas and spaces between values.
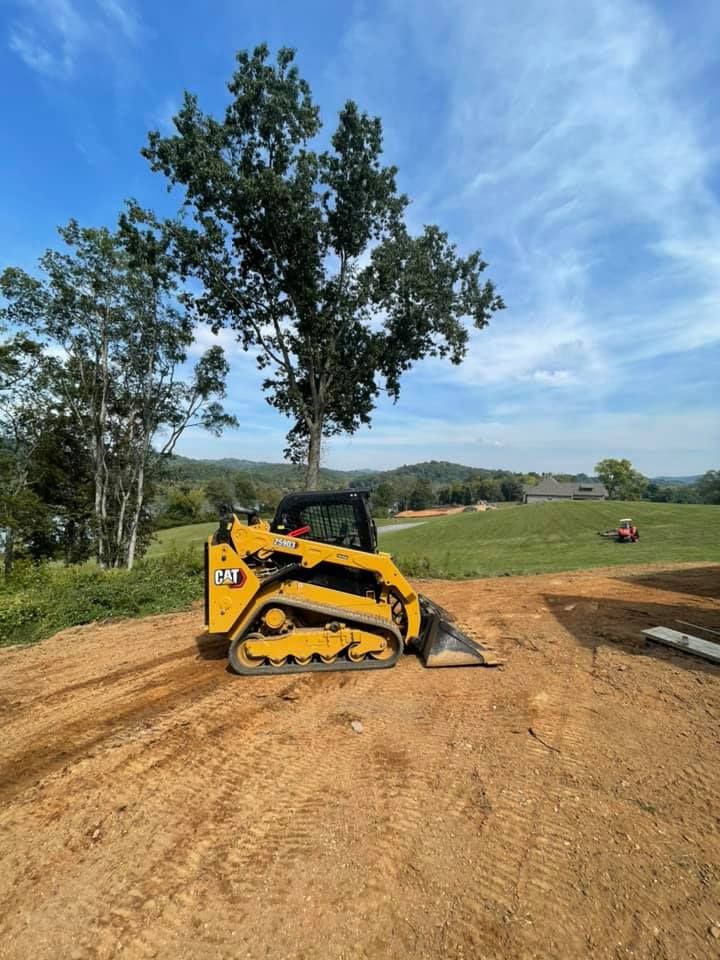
228, 595, 404, 676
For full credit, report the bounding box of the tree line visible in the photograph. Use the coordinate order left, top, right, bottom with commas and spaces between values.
594, 458, 719, 505
0, 213, 234, 574
151, 456, 720, 530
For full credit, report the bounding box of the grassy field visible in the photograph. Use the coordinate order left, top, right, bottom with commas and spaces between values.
386, 500, 720, 578
148, 522, 216, 558
3, 501, 716, 647
147, 501, 720, 578
147, 516, 425, 557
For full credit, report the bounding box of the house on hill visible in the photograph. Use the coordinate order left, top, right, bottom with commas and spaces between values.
523, 476, 608, 503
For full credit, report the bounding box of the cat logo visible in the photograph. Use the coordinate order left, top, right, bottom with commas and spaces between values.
214, 567, 246, 589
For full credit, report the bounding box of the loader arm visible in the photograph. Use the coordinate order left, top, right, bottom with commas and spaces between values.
205, 490, 491, 675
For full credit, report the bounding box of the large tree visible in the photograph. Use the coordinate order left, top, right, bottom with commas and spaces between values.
1, 207, 235, 569
0, 314, 47, 575
143, 44, 504, 488
696, 469, 720, 505
595, 458, 647, 500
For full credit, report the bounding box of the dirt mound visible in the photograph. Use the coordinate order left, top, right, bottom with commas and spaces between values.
394, 506, 465, 518
1, 563, 719, 959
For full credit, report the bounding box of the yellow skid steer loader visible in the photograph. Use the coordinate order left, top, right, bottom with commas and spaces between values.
204, 490, 489, 675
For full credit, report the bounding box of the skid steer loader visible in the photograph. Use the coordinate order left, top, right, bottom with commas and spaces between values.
204, 489, 490, 675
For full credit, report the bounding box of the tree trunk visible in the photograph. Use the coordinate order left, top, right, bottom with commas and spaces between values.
3, 529, 14, 578
305, 421, 322, 490
94, 455, 105, 567
126, 461, 145, 571
115, 489, 131, 565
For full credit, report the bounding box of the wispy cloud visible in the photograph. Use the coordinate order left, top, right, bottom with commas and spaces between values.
319, 0, 720, 472
96, 0, 139, 42
323, 408, 719, 475
8, 0, 142, 78
149, 96, 180, 135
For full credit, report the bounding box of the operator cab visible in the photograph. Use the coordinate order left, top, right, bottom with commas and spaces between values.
271, 490, 377, 553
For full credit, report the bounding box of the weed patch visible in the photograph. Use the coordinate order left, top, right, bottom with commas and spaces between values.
0, 549, 203, 646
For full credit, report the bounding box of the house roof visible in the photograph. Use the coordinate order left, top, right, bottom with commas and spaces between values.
522, 477, 608, 497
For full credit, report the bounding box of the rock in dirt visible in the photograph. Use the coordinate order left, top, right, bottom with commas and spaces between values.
350, 720, 364, 734
710, 924, 720, 940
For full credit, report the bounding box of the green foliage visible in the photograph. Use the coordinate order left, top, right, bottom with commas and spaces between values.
24, 412, 94, 564
147, 522, 217, 558
0, 549, 203, 646
387, 500, 720, 579
234, 474, 257, 506
595, 458, 647, 500
161, 486, 208, 525
500, 477, 524, 502
0, 314, 52, 575
143, 44, 503, 486
696, 469, 720, 505
204, 476, 235, 512
369, 481, 396, 516
0, 207, 235, 570
408, 478, 433, 510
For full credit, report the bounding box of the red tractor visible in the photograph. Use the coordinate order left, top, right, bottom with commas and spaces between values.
598, 518, 640, 543
616, 518, 640, 543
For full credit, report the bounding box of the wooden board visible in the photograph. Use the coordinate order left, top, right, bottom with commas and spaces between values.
642, 626, 720, 664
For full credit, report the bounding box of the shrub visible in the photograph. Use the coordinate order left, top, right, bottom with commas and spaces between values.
0, 548, 204, 646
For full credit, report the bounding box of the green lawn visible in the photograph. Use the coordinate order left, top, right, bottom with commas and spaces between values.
146, 515, 426, 558
147, 501, 720, 578
148, 522, 217, 557
383, 500, 720, 578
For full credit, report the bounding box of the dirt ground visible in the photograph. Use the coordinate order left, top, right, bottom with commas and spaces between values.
1, 563, 719, 960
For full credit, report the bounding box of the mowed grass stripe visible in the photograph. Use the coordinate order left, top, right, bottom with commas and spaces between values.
385, 501, 720, 578
148, 501, 720, 578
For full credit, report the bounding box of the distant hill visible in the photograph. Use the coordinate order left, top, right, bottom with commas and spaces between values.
651, 475, 700, 486
163, 456, 515, 490
163, 455, 704, 492
164, 455, 371, 489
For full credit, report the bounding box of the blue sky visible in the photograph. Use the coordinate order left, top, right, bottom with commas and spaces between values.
3, 0, 719, 476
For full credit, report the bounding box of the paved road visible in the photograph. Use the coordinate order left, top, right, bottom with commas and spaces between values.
377, 521, 427, 535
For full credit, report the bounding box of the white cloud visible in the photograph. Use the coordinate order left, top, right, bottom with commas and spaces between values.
8, 0, 141, 77
150, 96, 180, 135
96, 0, 139, 42
187, 324, 259, 366
530, 369, 577, 387
318, 408, 719, 476
335, 0, 720, 394
9, 23, 61, 75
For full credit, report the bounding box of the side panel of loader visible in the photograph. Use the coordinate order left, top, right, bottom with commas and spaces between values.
205, 510, 493, 673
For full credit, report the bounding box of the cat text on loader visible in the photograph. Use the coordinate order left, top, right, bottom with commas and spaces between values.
204, 490, 491, 675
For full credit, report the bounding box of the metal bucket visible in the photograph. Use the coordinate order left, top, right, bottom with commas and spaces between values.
418, 596, 490, 667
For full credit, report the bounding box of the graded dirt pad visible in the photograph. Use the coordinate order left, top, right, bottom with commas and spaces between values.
1, 564, 719, 960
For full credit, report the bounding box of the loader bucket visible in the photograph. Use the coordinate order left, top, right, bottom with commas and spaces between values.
418, 595, 490, 667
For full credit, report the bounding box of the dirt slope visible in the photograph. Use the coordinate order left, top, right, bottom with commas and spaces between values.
1, 563, 719, 960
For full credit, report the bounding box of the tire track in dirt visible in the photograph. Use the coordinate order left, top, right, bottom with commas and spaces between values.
432, 608, 595, 959
1, 564, 719, 960
84, 677, 348, 958
317, 663, 508, 958
0, 676, 331, 959
0, 660, 229, 804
